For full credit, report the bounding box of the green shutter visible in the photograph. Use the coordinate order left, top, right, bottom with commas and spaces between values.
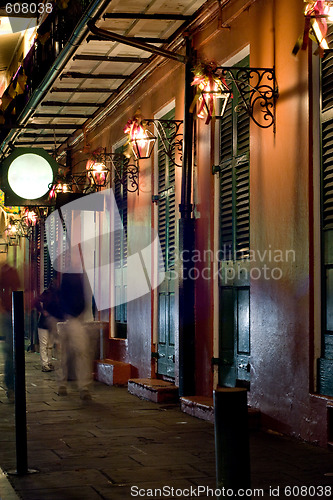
158, 109, 176, 271
219, 56, 250, 261
157, 108, 176, 378
319, 25, 333, 396
218, 56, 250, 388
114, 146, 128, 331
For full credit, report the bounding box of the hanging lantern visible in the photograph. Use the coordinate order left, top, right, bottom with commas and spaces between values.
190, 61, 230, 125
23, 209, 37, 226
124, 110, 156, 160
49, 181, 72, 199
293, 1, 330, 56
86, 158, 110, 187
6, 220, 19, 245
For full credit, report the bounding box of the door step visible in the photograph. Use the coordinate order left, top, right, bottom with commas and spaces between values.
128, 378, 179, 403
95, 359, 132, 386
180, 396, 261, 429
180, 396, 215, 423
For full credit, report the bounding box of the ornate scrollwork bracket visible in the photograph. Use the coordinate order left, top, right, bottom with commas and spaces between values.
146, 119, 183, 167
217, 66, 278, 130
105, 152, 139, 193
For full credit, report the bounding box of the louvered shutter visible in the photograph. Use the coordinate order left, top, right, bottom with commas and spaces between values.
43, 221, 53, 289
114, 146, 128, 331
218, 56, 250, 388
158, 110, 176, 271
36, 223, 41, 293
157, 108, 176, 378
319, 26, 333, 396
219, 57, 250, 261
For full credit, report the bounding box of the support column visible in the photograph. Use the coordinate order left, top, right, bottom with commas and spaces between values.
178, 37, 195, 397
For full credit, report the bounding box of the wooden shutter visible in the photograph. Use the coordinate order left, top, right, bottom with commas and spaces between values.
158, 109, 176, 271
218, 57, 250, 388
43, 221, 53, 289
114, 147, 128, 331
219, 57, 250, 261
319, 25, 333, 396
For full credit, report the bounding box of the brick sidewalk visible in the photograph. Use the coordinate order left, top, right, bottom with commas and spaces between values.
0, 343, 333, 499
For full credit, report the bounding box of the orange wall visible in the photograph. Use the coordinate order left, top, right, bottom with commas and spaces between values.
78, 57, 185, 379
71, 0, 328, 444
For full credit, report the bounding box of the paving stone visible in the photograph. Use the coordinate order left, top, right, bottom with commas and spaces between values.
103, 464, 209, 484
1, 346, 333, 500
12, 486, 103, 500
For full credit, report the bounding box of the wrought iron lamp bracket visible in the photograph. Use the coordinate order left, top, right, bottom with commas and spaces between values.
104, 152, 139, 193
145, 118, 183, 167
217, 66, 278, 129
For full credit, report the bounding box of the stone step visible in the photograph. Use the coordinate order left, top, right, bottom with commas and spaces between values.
95, 359, 132, 386
180, 396, 261, 429
128, 378, 179, 403
180, 396, 215, 423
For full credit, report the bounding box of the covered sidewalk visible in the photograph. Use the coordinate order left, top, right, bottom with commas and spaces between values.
0, 344, 333, 499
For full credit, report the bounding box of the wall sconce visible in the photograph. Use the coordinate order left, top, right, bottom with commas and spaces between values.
4, 208, 47, 240
191, 61, 278, 130
124, 110, 183, 167
49, 179, 73, 199
0, 237, 8, 253
294, 1, 332, 56
190, 61, 230, 125
50, 149, 138, 195
124, 110, 157, 160
5, 220, 20, 245
86, 157, 110, 188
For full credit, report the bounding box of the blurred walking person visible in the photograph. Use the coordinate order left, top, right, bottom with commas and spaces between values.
34, 278, 63, 372
57, 272, 92, 401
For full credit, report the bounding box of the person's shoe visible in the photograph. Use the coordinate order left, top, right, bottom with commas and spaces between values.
47, 363, 55, 371
42, 365, 52, 372
57, 386, 67, 396
80, 389, 92, 401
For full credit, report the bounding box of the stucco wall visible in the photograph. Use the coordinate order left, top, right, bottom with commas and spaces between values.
78, 57, 184, 378
70, 0, 329, 444
191, 0, 328, 443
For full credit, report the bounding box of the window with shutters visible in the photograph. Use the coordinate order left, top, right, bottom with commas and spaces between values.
318, 26, 333, 396
219, 57, 250, 261
156, 107, 176, 378
158, 112, 176, 273
114, 146, 128, 338
43, 221, 53, 289
218, 55, 251, 388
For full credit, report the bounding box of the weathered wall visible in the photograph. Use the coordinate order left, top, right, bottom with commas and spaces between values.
191, 0, 328, 443
77, 56, 185, 378
70, 0, 329, 444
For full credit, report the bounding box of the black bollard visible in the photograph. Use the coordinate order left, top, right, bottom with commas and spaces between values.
12, 291, 28, 476
214, 387, 251, 497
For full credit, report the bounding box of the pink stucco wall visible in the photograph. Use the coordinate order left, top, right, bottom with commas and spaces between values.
71, 0, 330, 445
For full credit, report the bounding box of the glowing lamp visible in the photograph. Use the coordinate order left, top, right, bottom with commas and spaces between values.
124, 110, 157, 160
6, 222, 19, 245
0, 148, 58, 206
197, 79, 230, 121
86, 159, 110, 187
190, 62, 231, 124
24, 209, 37, 226
129, 127, 156, 160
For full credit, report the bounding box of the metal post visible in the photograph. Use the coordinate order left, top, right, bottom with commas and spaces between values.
214, 387, 251, 497
178, 36, 196, 397
12, 290, 28, 475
